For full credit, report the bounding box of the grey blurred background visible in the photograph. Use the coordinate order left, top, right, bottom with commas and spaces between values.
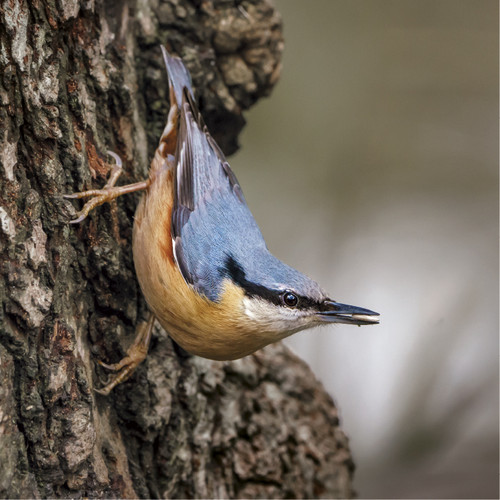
231, 1, 499, 498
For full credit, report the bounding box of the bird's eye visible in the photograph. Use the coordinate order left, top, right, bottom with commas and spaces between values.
283, 291, 298, 307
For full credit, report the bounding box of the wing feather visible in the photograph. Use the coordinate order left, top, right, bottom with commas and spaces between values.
169, 74, 264, 300
174, 90, 246, 218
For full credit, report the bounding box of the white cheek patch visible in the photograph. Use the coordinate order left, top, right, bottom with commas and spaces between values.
242, 297, 259, 321
243, 296, 275, 323
242, 297, 310, 334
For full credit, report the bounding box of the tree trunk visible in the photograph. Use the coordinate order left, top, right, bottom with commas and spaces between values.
0, 0, 355, 497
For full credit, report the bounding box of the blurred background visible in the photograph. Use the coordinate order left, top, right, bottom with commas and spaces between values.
232, 1, 499, 498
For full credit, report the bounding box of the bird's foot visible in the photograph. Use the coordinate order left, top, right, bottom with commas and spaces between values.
95, 314, 155, 396
64, 150, 149, 223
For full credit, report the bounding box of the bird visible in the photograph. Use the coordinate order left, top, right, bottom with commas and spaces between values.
65, 46, 379, 395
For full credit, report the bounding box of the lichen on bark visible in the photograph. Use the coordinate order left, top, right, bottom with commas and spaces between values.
0, 0, 354, 497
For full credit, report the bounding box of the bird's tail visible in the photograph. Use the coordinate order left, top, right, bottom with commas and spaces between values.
155, 46, 195, 161
160, 45, 194, 108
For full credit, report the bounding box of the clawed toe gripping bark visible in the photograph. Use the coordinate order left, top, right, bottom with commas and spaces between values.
64, 151, 150, 223
95, 313, 156, 396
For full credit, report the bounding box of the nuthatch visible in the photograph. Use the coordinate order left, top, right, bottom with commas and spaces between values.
65, 47, 379, 394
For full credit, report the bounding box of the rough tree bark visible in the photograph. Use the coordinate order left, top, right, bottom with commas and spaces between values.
0, 0, 355, 498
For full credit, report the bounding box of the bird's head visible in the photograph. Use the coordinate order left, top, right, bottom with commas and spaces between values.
223, 253, 379, 340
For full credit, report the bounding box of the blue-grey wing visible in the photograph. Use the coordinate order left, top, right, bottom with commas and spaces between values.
172, 90, 267, 301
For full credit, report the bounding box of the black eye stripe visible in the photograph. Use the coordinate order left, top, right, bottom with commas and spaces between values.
223, 255, 320, 310
293, 295, 319, 310
224, 256, 281, 305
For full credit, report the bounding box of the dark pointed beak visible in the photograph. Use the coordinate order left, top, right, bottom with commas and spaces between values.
316, 300, 380, 326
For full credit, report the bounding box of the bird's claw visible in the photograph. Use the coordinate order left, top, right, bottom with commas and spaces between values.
97, 359, 123, 371
64, 150, 124, 223
94, 315, 155, 396
94, 345, 149, 396
63, 188, 120, 223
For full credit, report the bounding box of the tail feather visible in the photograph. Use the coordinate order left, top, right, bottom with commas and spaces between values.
155, 46, 195, 160
160, 45, 194, 107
